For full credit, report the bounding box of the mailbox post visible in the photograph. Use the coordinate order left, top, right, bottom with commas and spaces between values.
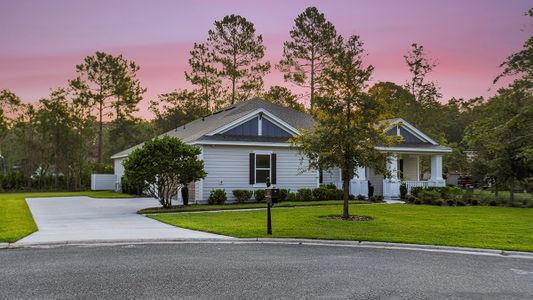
265, 187, 279, 235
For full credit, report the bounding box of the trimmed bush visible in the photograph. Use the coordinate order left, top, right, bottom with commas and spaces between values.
287, 192, 297, 202
356, 194, 366, 201
312, 186, 329, 201
232, 190, 253, 203
419, 190, 441, 205
297, 188, 313, 201
434, 199, 444, 206
414, 199, 422, 205
406, 195, 417, 203
410, 187, 424, 198
456, 200, 466, 206
208, 189, 227, 205
254, 189, 266, 203
446, 199, 456, 206
279, 189, 289, 202
489, 200, 498, 206
471, 199, 479, 206
369, 195, 384, 203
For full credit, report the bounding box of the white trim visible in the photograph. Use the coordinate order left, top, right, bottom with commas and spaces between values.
206, 108, 300, 136
386, 118, 438, 145
253, 150, 273, 154
376, 146, 452, 154
254, 152, 272, 185
258, 115, 263, 136
191, 140, 292, 147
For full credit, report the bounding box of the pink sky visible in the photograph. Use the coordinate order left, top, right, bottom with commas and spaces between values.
0, 0, 531, 118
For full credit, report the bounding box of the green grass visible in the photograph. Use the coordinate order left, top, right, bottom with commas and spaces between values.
138, 200, 368, 214
0, 191, 131, 243
150, 204, 533, 252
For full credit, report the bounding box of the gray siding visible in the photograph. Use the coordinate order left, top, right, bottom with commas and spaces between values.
262, 118, 292, 138
223, 117, 258, 136
386, 126, 428, 144
322, 167, 341, 186
201, 145, 318, 203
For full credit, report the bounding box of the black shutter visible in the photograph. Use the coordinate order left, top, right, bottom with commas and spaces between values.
271, 153, 277, 184
249, 153, 255, 184
319, 167, 323, 184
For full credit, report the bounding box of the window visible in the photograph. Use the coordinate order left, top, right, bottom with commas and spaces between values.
255, 154, 271, 184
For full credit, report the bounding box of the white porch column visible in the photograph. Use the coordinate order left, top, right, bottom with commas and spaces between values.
383, 154, 400, 199
430, 154, 445, 186
387, 154, 399, 181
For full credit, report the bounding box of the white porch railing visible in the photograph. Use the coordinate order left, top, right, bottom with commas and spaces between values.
403, 180, 446, 194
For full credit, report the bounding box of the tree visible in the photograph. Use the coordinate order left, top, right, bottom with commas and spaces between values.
0, 89, 22, 140
464, 82, 533, 202
292, 35, 398, 219
122, 136, 207, 208
262, 85, 305, 112
207, 14, 270, 105
278, 7, 342, 113
149, 90, 209, 133
185, 43, 223, 110
69, 51, 146, 163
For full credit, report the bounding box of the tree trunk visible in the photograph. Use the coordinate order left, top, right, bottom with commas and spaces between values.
509, 178, 515, 205
342, 175, 350, 219
182, 185, 189, 206
231, 52, 237, 105
310, 50, 315, 114
98, 101, 103, 164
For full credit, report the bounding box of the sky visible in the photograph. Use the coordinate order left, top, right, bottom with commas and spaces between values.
0, 0, 531, 118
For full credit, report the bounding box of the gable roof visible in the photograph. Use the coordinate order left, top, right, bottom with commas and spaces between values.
110, 98, 314, 159
111, 100, 451, 159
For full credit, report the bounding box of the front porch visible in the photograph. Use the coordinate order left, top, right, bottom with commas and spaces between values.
334, 153, 446, 199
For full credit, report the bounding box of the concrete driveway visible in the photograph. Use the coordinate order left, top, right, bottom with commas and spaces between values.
16, 196, 229, 245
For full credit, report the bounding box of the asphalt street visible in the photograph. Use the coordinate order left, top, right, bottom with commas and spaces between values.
1, 243, 533, 299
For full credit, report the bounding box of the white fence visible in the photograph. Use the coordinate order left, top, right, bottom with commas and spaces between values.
91, 174, 117, 191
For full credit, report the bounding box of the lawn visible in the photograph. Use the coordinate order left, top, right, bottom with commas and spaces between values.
150, 204, 533, 252
0, 191, 131, 243
138, 200, 368, 214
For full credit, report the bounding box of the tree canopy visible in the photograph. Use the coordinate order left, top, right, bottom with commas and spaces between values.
122, 136, 207, 208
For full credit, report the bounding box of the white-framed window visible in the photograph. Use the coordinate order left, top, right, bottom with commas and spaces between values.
255, 153, 271, 184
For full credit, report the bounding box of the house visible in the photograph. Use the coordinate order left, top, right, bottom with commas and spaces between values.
110, 98, 451, 202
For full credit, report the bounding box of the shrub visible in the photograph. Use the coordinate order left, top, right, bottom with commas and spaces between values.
356, 194, 366, 201
254, 189, 266, 203
446, 199, 456, 206
323, 183, 338, 190
279, 189, 289, 202
232, 190, 253, 203
121, 175, 145, 195
369, 195, 384, 203
456, 200, 466, 206
399, 182, 408, 200
406, 195, 417, 203
414, 199, 422, 205
489, 200, 498, 206
287, 192, 297, 202
470, 199, 479, 206
208, 189, 227, 205
434, 199, 444, 206
410, 187, 424, 198
462, 188, 474, 202
297, 188, 313, 201
312, 186, 329, 201
418, 190, 441, 205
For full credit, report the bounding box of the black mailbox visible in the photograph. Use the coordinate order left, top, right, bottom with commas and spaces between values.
265, 188, 280, 204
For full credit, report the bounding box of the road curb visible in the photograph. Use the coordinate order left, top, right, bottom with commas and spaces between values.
4, 238, 533, 259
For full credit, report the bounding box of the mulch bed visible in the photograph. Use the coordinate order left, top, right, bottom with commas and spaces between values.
320, 215, 373, 221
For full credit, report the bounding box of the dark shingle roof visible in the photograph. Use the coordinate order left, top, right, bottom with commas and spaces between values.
111, 98, 314, 158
